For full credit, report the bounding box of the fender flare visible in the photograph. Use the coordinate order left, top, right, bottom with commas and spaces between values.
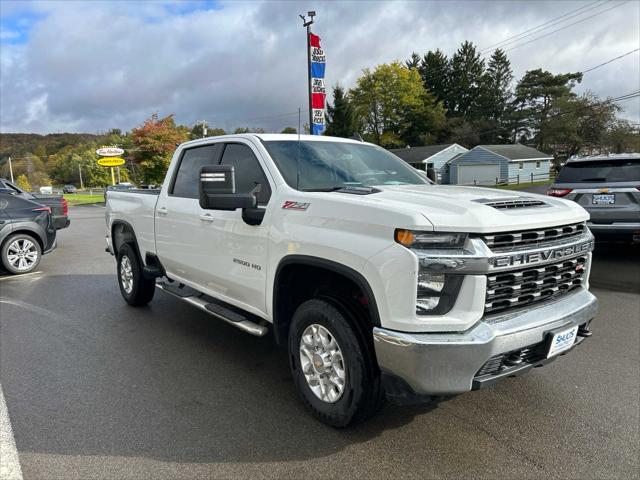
273, 255, 381, 339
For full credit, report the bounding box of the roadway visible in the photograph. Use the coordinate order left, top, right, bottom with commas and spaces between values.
0, 205, 638, 479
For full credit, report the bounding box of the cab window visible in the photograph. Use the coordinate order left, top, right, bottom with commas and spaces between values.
172, 144, 222, 198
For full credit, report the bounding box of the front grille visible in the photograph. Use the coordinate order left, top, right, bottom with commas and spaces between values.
484, 256, 587, 315
481, 222, 586, 251
483, 198, 546, 209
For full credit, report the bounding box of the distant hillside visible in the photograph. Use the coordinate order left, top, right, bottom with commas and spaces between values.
0, 133, 107, 159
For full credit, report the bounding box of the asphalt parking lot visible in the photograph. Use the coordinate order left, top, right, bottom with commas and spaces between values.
1, 205, 638, 480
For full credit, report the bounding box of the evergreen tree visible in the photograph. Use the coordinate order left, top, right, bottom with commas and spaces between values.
479, 49, 514, 142
419, 49, 450, 109
325, 85, 360, 138
448, 41, 485, 118
513, 69, 583, 150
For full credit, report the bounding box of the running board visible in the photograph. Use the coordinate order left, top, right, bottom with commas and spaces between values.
155, 282, 268, 337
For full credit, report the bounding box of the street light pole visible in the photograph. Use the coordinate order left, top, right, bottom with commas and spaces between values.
8, 156, 14, 183
300, 11, 316, 133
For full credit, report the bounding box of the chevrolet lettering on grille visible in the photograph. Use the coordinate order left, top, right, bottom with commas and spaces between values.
492, 240, 594, 268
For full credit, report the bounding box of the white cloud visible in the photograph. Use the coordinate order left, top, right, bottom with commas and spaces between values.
1, 0, 638, 133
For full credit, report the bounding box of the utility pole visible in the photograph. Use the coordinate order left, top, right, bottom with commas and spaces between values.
78, 163, 84, 189
300, 11, 316, 132
197, 120, 207, 138
8, 156, 14, 183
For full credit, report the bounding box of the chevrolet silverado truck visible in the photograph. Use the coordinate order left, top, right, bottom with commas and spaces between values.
105, 134, 598, 426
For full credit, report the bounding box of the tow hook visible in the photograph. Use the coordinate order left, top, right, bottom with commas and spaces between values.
578, 323, 593, 337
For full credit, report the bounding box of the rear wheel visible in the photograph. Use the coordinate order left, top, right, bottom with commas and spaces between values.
1, 233, 42, 275
288, 298, 383, 427
117, 243, 155, 306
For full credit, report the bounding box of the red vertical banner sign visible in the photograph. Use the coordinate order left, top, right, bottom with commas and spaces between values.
309, 33, 326, 135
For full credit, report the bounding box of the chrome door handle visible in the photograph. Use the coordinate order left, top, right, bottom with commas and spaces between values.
199, 213, 215, 222
157, 207, 168, 215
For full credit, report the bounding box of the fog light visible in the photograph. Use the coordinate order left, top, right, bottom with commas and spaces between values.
417, 297, 440, 312
418, 272, 445, 293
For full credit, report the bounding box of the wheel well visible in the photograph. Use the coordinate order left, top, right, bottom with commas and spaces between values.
111, 222, 138, 258
3, 229, 44, 252
273, 259, 380, 346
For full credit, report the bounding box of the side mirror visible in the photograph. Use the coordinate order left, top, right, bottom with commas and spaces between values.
199, 165, 256, 211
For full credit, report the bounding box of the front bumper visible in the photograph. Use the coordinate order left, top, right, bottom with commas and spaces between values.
373, 288, 597, 399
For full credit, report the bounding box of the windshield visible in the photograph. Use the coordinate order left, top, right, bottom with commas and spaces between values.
556, 158, 640, 183
263, 140, 428, 191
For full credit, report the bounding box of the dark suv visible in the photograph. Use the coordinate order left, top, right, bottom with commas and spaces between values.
547, 154, 640, 242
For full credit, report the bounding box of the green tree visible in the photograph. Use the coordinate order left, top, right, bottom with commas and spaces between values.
448, 41, 485, 118
281, 127, 297, 134
605, 120, 640, 153
350, 62, 436, 147
324, 85, 360, 138
130, 114, 189, 184
419, 49, 450, 109
16, 174, 31, 192
513, 69, 583, 150
478, 49, 514, 143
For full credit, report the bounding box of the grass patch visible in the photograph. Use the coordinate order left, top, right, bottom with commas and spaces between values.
63, 193, 104, 205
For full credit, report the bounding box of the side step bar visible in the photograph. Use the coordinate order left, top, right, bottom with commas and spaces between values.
156, 282, 268, 337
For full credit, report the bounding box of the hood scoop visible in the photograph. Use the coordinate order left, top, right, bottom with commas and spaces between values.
475, 197, 547, 210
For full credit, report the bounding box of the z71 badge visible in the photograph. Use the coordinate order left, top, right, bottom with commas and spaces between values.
282, 201, 310, 211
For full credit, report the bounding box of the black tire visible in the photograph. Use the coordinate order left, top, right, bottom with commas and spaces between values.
288, 298, 384, 427
1, 233, 42, 275
117, 243, 155, 306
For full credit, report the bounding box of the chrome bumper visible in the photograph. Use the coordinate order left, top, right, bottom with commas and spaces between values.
373, 288, 598, 396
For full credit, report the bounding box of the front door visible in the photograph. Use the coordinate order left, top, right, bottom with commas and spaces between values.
195, 141, 273, 316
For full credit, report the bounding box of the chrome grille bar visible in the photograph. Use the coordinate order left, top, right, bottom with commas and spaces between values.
485, 256, 587, 314
481, 222, 586, 251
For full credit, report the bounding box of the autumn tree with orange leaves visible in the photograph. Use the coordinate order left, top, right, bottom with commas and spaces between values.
130, 113, 189, 184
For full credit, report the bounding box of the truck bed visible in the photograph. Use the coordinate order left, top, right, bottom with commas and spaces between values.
106, 189, 161, 261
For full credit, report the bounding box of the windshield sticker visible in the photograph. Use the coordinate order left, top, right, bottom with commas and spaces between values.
282, 201, 310, 211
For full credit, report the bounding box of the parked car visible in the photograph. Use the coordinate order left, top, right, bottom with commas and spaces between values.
106, 134, 596, 426
39, 185, 53, 194
0, 191, 57, 274
63, 184, 77, 193
104, 183, 136, 202
547, 153, 640, 242
0, 178, 70, 230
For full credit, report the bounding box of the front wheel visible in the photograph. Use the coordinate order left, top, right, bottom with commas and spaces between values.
117, 243, 155, 306
1, 233, 42, 275
288, 298, 383, 427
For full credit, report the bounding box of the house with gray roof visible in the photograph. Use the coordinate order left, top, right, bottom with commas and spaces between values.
447, 144, 553, 185
389, 144, 468, 183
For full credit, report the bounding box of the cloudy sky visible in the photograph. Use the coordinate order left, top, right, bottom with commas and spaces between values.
1, 0, 638, 134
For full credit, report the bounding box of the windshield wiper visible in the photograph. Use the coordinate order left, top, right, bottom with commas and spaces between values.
579, 177, 607, 182
300, 185, 380, 195
300, 186, 345, 192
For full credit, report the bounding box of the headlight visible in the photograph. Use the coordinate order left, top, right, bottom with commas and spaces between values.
395, 229, 467, 250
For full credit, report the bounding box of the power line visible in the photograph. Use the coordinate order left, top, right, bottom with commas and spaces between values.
480, 0, 605, 52
503, 1, 630, 53
582, 48, 640, 74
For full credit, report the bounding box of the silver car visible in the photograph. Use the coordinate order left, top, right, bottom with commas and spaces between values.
548, 153, 640, 242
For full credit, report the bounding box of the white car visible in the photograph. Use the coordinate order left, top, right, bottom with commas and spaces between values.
105, 134, 597, 426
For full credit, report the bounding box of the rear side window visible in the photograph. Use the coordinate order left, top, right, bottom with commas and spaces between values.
172, 144, 221, 198
220, 144, 272, 205
556, 159, 640, 183
2, 195, 37, 210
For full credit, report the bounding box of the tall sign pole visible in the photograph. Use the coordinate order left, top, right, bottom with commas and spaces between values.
300, 11, 315, 132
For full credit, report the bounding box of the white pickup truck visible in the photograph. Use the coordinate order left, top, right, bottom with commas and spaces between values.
106, 134, 597, 426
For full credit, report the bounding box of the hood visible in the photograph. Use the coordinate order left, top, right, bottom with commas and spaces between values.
352, 184, 589, 233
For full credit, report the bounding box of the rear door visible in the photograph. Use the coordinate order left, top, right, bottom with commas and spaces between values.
555, 158, 640, 224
